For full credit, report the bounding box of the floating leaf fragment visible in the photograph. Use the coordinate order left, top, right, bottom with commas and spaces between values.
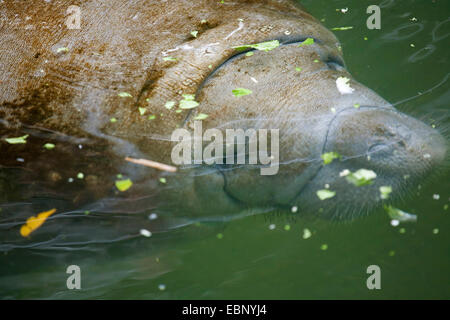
115, 178, 133, 192
43, 143, 55, 150
385, 205, 417, 223
179, 94, 199, 109
302, 228, 312, 239
245, 51, 254, 57
336, 76, 355, 94
345, 169, 376, 186
118, 92, 133, 98
163, 56, 177, 61
140, 229, 152, 237
56, 47, 69, 53
298, 37, 314, 46
179, 100, 199, 109
158, 284, 166, 291
380, 186, 392, 199
232, 88, 252, 97
148, 115, 156, 120
159, 177, 167, 184
149, 213, 158, 220
190, 30, 198, 38
331, 26, 354, 31
320, 244, 328, 251
20, 208, 56, 237
182, 94, 195, 100
139, 107, 147, 115
295, 67, 302, 72
5, 135, 29, 144
317, 189, 336, 200
193, 113, 209, 120
321, 151, 341, 165
232, 40, 280, 52
165, 101, 175, 110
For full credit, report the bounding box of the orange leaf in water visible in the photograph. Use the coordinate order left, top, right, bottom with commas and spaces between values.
20, 208, 56, 237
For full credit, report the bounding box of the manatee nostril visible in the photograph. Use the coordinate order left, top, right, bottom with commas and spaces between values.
368, 143, 390, 154
325, 61, 344, 71
325, 58, 345, 71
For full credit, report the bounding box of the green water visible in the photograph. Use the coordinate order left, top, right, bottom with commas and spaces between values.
1, 0, 449, 299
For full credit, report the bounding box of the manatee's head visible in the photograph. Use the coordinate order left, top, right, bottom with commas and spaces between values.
154, 3, 448, 220
292, 107, 448, 219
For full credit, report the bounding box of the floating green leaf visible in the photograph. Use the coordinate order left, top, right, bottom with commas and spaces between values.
165, 101, 175, 110
56, 47, 69, 53
190, 30, 198, 38
295, 67, 302, 72
385, 205, 417, 223
5, 135, 29, 144
232, 88, 252, 97
139, 107, 147, 115
118, 92, 133, 98
298, 37, 314, 46
379, 186, 392, 199
331, 26, 354, 31
245, 51, 254, 57
321, 151, 341, 165
43, 143, 55, 150
193, 113, 209, 120
302, 228, 312, 239
115, 179, 133, 192
232, 40, 280, 52
163, 56, 177, 61
345, 169, 377, 186
179, 100, 199, 109
179, 94, 199, 109
182, 94, 195, 100
317, 189, 336, 200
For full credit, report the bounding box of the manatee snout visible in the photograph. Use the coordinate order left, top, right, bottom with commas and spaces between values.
296, 107, 447, 219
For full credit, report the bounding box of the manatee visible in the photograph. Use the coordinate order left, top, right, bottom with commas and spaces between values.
0, 0, 447, 247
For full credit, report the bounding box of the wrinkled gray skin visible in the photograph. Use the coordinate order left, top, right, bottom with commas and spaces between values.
0, 0, 447, 233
